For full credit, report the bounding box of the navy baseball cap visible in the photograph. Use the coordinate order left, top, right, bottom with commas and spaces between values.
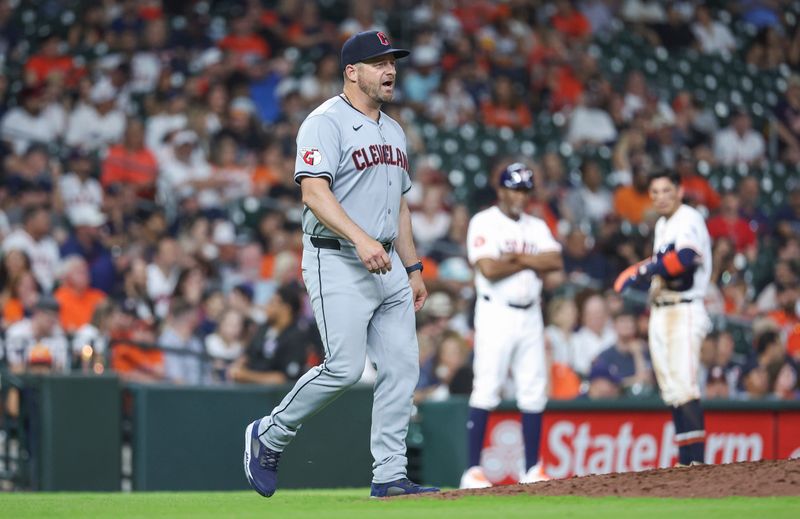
341, 31, 409, 70
498, 162, 535, 191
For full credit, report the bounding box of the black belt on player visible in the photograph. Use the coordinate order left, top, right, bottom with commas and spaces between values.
482, 294, 534, 310
310, 236, 392, 253
653, 298, 694, 307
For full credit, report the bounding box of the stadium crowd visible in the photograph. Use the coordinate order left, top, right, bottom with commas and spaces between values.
0, 0, 799, 405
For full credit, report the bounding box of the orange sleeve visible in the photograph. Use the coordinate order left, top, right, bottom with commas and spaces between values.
662, 251, 686, 276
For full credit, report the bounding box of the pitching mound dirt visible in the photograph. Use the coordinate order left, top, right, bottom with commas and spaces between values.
432, 459, 800, 499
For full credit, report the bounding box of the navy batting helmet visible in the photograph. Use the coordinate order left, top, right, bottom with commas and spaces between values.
498, 162, 534, 191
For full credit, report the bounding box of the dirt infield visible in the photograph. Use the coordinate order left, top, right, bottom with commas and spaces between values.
435, 459, 800, 498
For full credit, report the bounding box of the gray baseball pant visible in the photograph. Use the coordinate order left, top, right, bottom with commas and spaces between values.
258, 235, 419, 484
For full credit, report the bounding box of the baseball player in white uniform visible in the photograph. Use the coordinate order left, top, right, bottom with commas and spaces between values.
461, 163, 564, 488
243, 31, 439, 499
615, 170, 712, 466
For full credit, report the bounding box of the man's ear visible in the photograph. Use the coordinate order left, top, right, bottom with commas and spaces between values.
344, 63, 358, 83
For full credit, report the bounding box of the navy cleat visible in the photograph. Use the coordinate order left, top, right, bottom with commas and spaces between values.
243, 419, 282, 497
370, 478, 440, 498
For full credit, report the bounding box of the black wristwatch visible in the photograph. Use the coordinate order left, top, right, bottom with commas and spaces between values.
405, 261, 423, 275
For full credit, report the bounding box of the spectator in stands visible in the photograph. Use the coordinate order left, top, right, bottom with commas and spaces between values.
704, 365, 730, 399
737, 176, 769, 235
205, 308, 247, 384
545, 296, 582, 399
564, 159, 613, 226
218, 13, 271, 67
773, 74, 800, 164
208, 135, 253, 205
54, 255, 107, 334
593, 310, 654, 395
707, 191, 757, 260
774, 185, 800, 241
145, 91, 189, 154
551, 0, 592, 43
172, 265, 207, 309
692, 5, 737, 55
713, 110, 765, 166
146, 238, 182, 320
566, 88, 618, 148
71, 299, 114, 370
411, 184, 451, 256
745, 26, 786, 71
229, 285, 316, 385
677, 148, 720, 212
562, 227, 612, 288
403, 44, 443, 109
160, 298, 204, 385
297, 53, 342, 106
3, 295, 68, 373
59, 147, 103, 214
60, 204, 116, 294
101, 118, 158, 201
24, 32, 83, 87
586, 362, 623, 399
766, 284, 800, 361
2, 205, 60, 293
65, 79, 126, 152
612, 160, 654, 225
570, 293, 617, 376
772, 361, 800, 400
427, 75, 477, 130
109, 297, 163, 382
481, 76, 532, 130
0, 85, 64, 155
429, 204, 470, 263
645, 4, 695, 50
756, 259, 800, 313
1, 269, 39, 328
415, 330, 472, 403
158, 130, 221, 219
737, 361, 770, 399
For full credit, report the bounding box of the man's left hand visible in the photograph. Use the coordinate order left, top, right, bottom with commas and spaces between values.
409, 271, 428, 312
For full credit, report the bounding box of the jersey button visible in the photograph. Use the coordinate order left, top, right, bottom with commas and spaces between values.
388, 209, 391, 214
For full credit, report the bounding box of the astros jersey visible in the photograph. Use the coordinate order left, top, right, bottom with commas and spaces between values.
652, 204, 712, 301
467, 206, 561, 305
293, 95, 412, 243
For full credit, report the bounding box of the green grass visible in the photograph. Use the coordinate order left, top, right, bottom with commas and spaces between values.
1, 490, 798, 519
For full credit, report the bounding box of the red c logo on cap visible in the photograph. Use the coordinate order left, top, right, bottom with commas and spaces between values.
376, 32, 390, 46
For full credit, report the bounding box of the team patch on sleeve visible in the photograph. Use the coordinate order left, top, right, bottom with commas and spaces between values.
300, 147, 322, 166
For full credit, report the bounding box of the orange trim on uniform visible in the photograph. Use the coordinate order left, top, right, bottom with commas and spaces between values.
662, 251, 686, 276
676, 435, 706, 447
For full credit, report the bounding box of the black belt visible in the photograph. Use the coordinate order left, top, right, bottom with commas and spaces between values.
653, 298, 694, 307
310, 236, 392, 253
482, 294, 534, 310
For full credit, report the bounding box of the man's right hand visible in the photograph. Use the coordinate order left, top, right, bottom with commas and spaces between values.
355, 237, 392, 274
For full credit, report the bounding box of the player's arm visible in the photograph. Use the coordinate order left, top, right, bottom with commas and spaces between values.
397, 197, 427, 311
474, 256, 527, 281
300, 177, 391, 274
511, 251, 563, 274
614, 247, 700, 293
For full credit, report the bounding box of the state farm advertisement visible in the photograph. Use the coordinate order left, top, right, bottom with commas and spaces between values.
481, 409, 800, 484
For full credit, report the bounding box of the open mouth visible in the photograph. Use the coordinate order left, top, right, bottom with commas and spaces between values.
382, 80, 394, 88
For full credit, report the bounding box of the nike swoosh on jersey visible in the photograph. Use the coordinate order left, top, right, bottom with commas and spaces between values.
353, 124, 363, 131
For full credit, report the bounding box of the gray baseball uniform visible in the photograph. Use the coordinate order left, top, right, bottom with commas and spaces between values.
257, 95, 419, 484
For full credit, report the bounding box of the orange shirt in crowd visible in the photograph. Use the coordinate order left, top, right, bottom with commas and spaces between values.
252, 165, 281, 194
681, 176, 721, 211
550, 362, 582, 399
101, 145, 159, 199
110, 329, 164, 375
54, 285, 107, 332
613, 187, 653, 225
767, 310, 800, 360
2, 298, 25, 325
551, 12, 591, 40
218, 35, 270, 62
25, 55, 83, 86
481, 101, 533, 130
